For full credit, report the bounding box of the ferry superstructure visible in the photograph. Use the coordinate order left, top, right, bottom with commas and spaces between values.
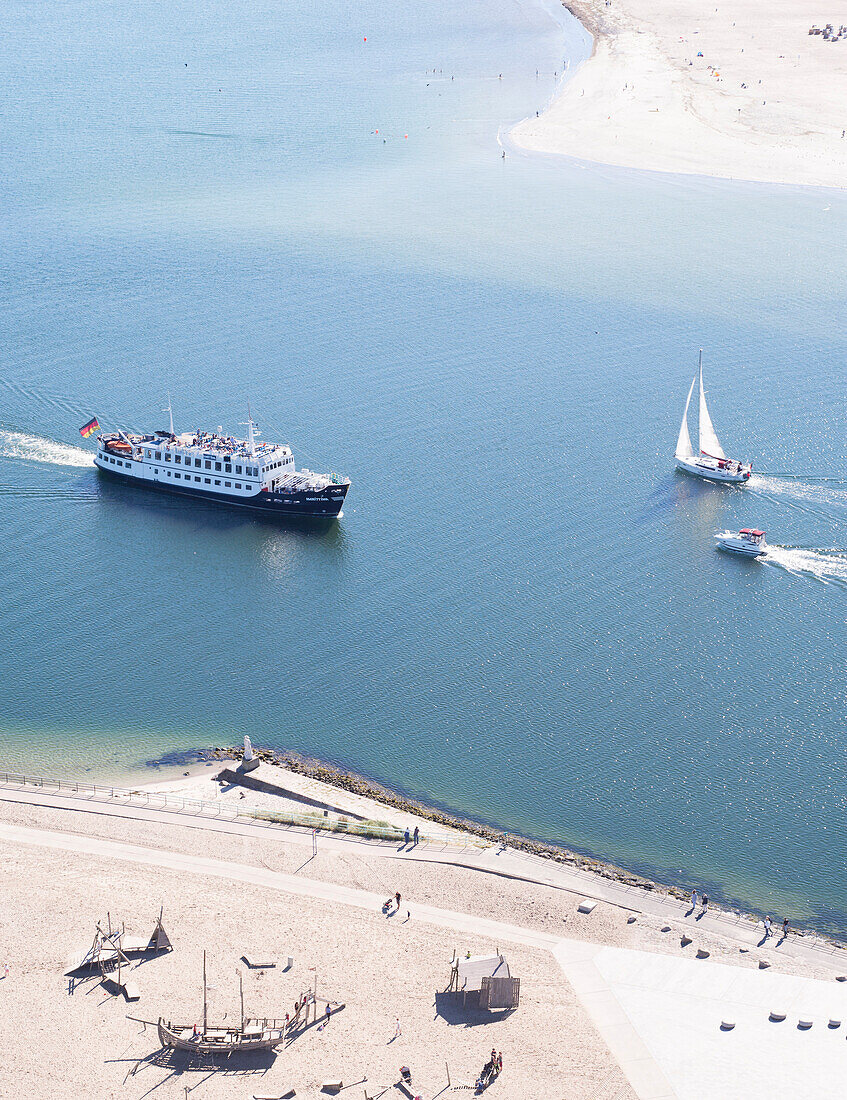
94, 410, 349, 519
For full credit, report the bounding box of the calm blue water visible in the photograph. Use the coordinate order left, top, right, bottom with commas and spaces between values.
1, 0, 846, 929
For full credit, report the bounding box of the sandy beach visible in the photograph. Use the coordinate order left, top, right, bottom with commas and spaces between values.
4, 761, 847, 1099
511, 0, 847, 187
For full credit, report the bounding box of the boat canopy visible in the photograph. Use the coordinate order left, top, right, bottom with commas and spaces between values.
740, 528, 764, 536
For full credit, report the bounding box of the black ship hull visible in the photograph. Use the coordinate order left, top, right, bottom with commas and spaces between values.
96, 463, 348, 519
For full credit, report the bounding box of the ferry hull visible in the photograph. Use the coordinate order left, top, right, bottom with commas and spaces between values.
96, 461, 347, 519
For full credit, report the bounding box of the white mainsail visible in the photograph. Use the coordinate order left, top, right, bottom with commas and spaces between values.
675, 377, 695, 459
698, 361, 726, 459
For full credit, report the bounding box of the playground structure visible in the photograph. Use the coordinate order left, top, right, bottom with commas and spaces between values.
66, 908, 173, 997
447, 952, 520, 1011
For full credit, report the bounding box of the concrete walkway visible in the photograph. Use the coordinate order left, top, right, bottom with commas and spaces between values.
1, 778, 844, 978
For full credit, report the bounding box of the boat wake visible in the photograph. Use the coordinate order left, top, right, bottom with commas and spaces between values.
0, 429, 95, 468
760, 545, 847, 586
750, 474, 847, 519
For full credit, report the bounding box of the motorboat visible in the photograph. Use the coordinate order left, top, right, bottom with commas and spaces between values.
714, 528, 767, 556
675, 351, 752, 484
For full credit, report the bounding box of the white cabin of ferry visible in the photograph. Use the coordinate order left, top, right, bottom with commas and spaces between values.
96, 412, 338, 498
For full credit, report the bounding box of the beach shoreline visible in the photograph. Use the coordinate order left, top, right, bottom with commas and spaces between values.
8, 743, 846, 943
512, 0, 847, 189
164, 745, 847, 945
4, 758, 847, 1099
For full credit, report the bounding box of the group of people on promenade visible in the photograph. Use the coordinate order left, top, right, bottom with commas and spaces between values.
690, 890, 790, 940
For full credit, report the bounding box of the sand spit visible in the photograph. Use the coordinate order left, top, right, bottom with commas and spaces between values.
199, 747, 844, 943
512, 0, 847, 188
206, 745, 664, 888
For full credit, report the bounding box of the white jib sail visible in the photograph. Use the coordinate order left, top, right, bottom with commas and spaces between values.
698, 366, 726, 459
675, 377, 695, 459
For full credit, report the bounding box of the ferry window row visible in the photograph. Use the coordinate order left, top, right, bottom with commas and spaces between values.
168, 471, 245, 489
144, 449, 258, 476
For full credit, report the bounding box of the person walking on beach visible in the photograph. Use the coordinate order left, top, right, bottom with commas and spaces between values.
393, 1018, 402, 1039
404, 827, 410, 846
700, 894, 709, 915
782, 917, 790, 939
764, 915, 772, 938
413, 825, 419, 845
325, 1002, 332, 1025
395, 891, 401, 909
690, 889, 698, 911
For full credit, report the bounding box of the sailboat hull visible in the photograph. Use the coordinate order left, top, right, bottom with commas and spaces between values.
675, 456, 751, 484
157, 1019, 284, 1053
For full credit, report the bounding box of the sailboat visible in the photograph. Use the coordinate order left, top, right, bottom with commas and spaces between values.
674, 351, 752, 484
156, 953, 285, 1054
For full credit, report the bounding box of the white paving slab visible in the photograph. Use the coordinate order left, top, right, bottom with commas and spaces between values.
591, 945, 847, 1100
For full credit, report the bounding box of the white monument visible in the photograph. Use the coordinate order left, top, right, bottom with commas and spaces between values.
241, 734, 260, 772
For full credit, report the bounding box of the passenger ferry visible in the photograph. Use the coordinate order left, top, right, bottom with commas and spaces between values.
94, 408, 349, 519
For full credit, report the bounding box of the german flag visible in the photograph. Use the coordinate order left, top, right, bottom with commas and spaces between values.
79, 416, 100, 438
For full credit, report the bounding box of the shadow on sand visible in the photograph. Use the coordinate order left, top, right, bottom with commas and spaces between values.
113, 1043, 279, 1098
433, 991, 515, 1029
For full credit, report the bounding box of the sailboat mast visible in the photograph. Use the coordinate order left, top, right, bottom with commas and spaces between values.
203, 951, 208, 1036
239, 970, 245, 1030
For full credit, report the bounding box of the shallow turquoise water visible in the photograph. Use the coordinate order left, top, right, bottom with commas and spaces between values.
1, 0, 846, 929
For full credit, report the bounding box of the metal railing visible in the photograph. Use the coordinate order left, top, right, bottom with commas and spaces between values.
0, 771, 481, 852
6, 769, 842, 954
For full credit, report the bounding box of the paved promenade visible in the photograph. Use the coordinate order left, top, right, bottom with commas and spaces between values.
3, 779, 847, 1099
1, 775, 844, 974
